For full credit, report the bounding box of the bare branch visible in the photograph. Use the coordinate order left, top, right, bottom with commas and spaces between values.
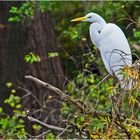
25, 75, 110, 117
25, 75, 86, 113
26, 130, 51, 138
17, 114, 70, 132
132, 44, 140, 52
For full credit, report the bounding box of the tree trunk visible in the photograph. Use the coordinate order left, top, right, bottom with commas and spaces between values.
23, 11, 65, 135
0, 2, 65, 135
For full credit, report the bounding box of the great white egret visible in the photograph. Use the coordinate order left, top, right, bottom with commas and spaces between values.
71, 13, 132, 89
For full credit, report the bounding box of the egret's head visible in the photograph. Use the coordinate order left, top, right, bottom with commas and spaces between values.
71, 12, 102, 23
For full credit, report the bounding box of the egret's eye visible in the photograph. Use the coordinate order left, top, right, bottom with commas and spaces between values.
88, 16, 92, 19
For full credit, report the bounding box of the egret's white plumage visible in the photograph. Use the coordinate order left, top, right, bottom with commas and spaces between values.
71, 12, 132, 89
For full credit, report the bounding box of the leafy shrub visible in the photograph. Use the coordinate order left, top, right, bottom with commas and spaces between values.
0, 83, 26, 139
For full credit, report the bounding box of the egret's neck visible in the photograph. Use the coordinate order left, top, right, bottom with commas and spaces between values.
89, 23, 102, 47
98, 19, 106, 29
89, 15, 107, 47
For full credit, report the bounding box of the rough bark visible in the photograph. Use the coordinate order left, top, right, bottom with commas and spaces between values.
0, 2, 65, 135
23, 11, 65, 135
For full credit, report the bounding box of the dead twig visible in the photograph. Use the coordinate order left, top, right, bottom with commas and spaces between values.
25, 75, 110, 118
26, 130, 51, 138
25, 75, 85, 113
17, 114, 70, 132
132, 44, 140, 52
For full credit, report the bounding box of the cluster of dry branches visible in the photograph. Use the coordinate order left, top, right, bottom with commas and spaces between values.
17, 68, 140, 139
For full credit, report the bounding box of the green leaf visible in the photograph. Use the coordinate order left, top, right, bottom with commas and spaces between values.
6, 82, 13, 88
48, 52, 59, 58
45, 132, 55, 139
24, 52, 40, 64
8, 16, 21, 22
9, 6, 19, 14
134, 31, 140, 38
87, 75, 94, 84
11, 89, 16, 94
32, 124, 41, 130
0, 107, 3, 113
15, 104, 21, 109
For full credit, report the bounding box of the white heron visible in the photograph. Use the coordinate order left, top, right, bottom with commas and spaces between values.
71, 13, 132, 89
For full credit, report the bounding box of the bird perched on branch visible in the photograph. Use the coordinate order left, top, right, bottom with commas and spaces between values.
71, 13, 132, 89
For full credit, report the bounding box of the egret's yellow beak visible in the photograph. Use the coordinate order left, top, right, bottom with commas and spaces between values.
71, 16, 86, 22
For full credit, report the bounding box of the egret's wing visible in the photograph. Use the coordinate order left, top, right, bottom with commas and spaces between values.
99, 23, 132, 80
100, 51, 113, 74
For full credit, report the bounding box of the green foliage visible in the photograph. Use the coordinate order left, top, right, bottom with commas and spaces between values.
134, 30, 140, 38
24, 52, 40, 64
32, 124, 42, 130
48, 52, 59, 58
63, 29, 79, 40
0, 116, 26, 139
6, 82, 13, 88
8, 2, 35, 22
61, 49, 140, 138
59, 40, 115, 138
133, 29, 140, 45
45, 132, 55, 139
0, 85, 26, 139
38, 1, 56, 13
0, 107, 3, 113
